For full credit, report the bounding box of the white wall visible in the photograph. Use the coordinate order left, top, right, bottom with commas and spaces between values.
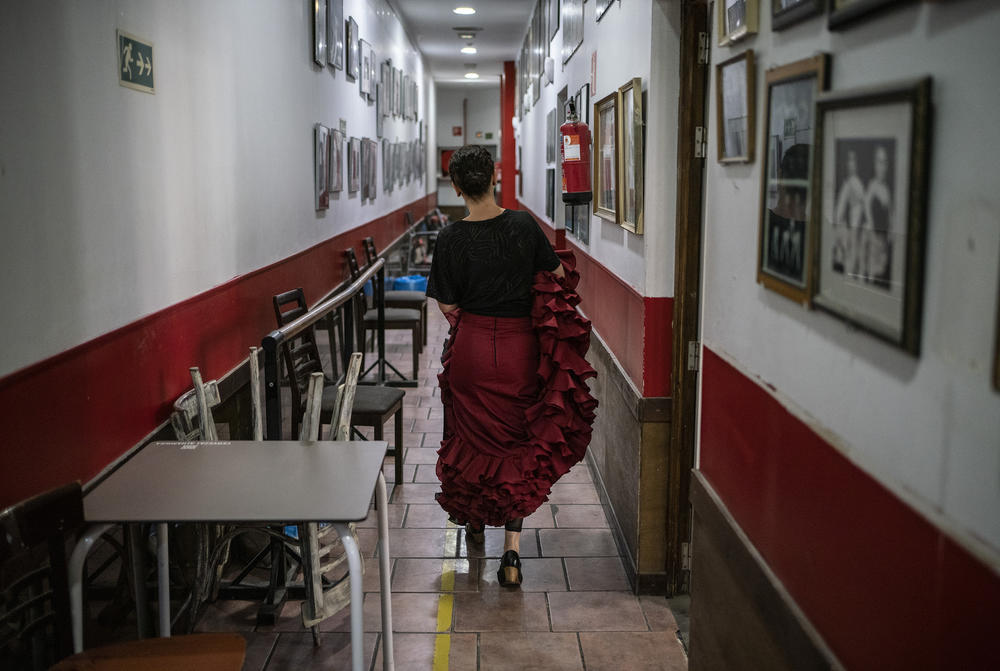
700, 0, 1000, 558
434, 83, 501, 207
0, 0, 430, 378
518, 0, 680, 298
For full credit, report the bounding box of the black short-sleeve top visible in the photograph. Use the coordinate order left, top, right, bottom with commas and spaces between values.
426, 209, 561, 318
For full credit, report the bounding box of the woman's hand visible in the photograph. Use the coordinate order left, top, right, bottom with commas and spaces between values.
437, 300, 459, 314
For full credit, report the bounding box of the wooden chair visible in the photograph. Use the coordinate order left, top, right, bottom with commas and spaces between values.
345, 248, 422, 381
272, 288, 405, 486
0, 482, 245, 671
362, 236, 428, 347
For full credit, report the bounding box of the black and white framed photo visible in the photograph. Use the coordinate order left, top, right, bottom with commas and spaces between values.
593, 90, 619, 223
562, 0, 584, 64
382, 138, 392, 193
348, 136, 361, 193
716, 50, 755, 163
367, 43, 377, 101
359, 39, 372, 97
546, 108, 556, 164
596, 0, 614, 22
546, 168, 555, 220
315, 124, 329, 209
756, 54, 829, 304
346, 16, 359, 81
327, 0, 343, 69
812, 77, 932, 355
829, 0, 915, 31
994, 273, 1000, 391
367, 138, 378, 200
718, 0, 758, 45
549, 0, 560, 41
329, 127, 344, 194
313, 0, 327, 66
772, 0, 822, 30
617, 77, 644, 235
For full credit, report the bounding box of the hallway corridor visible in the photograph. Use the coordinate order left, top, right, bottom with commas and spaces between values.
191, 307, 688, 670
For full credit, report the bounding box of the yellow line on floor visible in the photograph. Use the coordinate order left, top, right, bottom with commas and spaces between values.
432, 522, 459, 670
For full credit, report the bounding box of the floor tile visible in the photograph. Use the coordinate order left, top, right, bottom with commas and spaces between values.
264, 632, 376, 670
239, 631, 277, 671
412, 417, 444, 433
383, 463, 417, 484
373, 632, 478, 671
558, 463, 594, 483
356, 503, 407, 528
461, 528, 539, 558
524, 504, 555, 528
579, 631, 688, 670
389, 483, 441, 504
641, 595, 680, 632
564, 557, 630, 591
412, 463, 440, 483
538, 529, 618, 557
453, 591, 550, 632
479, 632, 583, 670
193, 599, 259, 633
421, 432, 443, 446
548, 591, 648, 632
477, 557, 567, 592
382, 528, 450, 557
403, 503, 450, 527
552, 504, 609, 528
321, 592, 439, 633
401, 447, 439, 464
392, 558, 480, 592
547, 483, 601, 505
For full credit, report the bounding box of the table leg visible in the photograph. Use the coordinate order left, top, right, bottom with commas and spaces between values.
68, 523, 114, 653
334, 522, 364, 671
376, 472, 394, 671
125, 523, 152, 639
156, 522, 171, 637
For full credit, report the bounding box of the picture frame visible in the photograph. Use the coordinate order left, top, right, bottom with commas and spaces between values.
756, 54, 830, 304
716, 49, 755, 163
327, 0, 343, 69
562, 0, 584, 65
367, 43, 377, 101
348, 136, 361, 193
546, 108, 556, 164
593, 91, 619, 223
772, 0, 823, 30
313, 0, 327, 66
359, 39, 372, 96
382, 139, 392, 193
718, 0, 759, 45
546, 168, 556, 220
596, 0, 614, 22
829, 0, 915, 31
329, 127, 344, 193
376, 83, 384, 138
811, 77, 932, 355
367, 138, 378, 200
346, 16, 359, 81
617, 77, 644, 234
362, 137, 371, 200
314, 124, 329, 209
549, 0, 560, 42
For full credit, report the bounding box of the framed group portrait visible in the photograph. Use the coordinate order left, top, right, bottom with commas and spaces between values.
756, 54, 829, 304
811, 77, 932, 355
718, 0, 758, 45
716, 50, 755, 163
771, 0, 823, 31
593, 91, 619, 223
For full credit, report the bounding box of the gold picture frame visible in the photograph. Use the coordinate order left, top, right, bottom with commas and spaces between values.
718, 0, 759, 46
716, 50, 756, 164
617, 77, 644, 234
593, 91, 619, 224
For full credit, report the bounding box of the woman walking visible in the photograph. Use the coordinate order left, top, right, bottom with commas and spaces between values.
426, 145, 597, 587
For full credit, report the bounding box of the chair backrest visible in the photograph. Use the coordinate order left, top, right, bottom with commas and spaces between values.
170, 368, 221, 441
362, 237, 378, 267
272, 288, 326, 439
0, 482, 82, 669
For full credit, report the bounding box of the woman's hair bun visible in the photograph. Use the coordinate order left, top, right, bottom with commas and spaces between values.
448, 145, 495, 198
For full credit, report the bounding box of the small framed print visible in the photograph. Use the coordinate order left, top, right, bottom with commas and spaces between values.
361, 136, 370, 200
546, 168, 555, 220
718, 0, 759, 45
593, 91, 619, 223
313, 0, 327, 66
546, 108, 556, 164
829, 0, 916, 31
617, 77, 643, 235
757, 54, 830, 304
346, 16, 359, 81
716, 50, 755, 163
376, 83, 384, 137
382, 139, 392, 193
812, 77, 932, 355
348, 136, 361, 193
315, 124, 329, 210
327, 0, 343, 69
772, 0, 823, 30
562, 0, 582, 65
367, 43, 377, 101
359, 39, 372, 96
329, 127, 344, 193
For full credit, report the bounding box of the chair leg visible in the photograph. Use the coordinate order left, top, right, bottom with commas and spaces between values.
412, 326, 420, 379
421, 303, 428, 347
394, 408, 404, 486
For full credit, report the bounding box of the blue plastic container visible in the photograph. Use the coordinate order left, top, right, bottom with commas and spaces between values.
393, 275, 428, 292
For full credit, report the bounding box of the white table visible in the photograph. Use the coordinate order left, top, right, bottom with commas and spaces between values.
68, 440, 394, 671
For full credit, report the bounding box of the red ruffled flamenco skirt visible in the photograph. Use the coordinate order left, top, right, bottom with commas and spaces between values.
434, 250, 598, 527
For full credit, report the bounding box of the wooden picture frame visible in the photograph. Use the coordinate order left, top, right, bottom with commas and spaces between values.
772, 0, 823, 30
828, 0, 916, 31
313, 0, 328, 66
718, 0, 759, 45
327, 0, 343, 69
593, 91, 619, 223
617, 77, 644, 234
346, 16, 359, 81
756, 54, 830, 304
811, 77, 932, 355
716, 50, 755, 163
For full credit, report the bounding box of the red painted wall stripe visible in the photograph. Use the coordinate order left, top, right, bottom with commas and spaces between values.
500, 61, 517, 211
0, 195, 436, 509
699, 347, 1000, 669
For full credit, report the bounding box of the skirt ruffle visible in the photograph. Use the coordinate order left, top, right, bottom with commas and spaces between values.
434, 250, 598, 527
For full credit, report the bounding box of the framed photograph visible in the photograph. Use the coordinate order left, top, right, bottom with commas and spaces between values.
549, 0, 560, 41
812, 77, 932, 354
393, 67, 401, 116
346, 16, 359, 81
718, 0, 759, 45
348, 136, 361, 193
596, 0, 614, 22
617, 77, 644, 234
546, 108, 556, 164
314, 124, 329, 209
546, 168, 556, 220
367, 43, 377, 101
313, 0, 327, 66
566, 83, 590, 124
772, 0, 822, 30
327, 0, 343, 68
829, 0, 915, 31
359, 39, 372, 96
367, 138, 378, 200
361, 137, 371, 200
562, 0, 584, 64
593, 91, 619, 223
329, 127, 344, 193
716, 50, 755, 163
382, 139, 392, 193
756, 54, 830, 304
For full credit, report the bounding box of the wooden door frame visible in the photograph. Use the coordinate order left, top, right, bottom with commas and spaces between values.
667, 0, 710, 596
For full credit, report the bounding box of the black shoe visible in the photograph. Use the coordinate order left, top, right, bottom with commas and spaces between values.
497, 550, 522, 587
465, 523, 485, 545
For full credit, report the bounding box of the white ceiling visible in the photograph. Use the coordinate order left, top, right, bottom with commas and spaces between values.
389, 0, 536, 85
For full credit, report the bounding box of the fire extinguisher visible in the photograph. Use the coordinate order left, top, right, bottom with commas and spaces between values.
560, 99, 592, 205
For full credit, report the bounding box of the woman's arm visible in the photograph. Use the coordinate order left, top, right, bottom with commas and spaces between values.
552, 263, 565, 279
436, 300, 459, 314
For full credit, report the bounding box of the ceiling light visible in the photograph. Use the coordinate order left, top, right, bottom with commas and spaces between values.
464, 72, 480, 79
461, 46, 477, 54
453, 6, 476, 15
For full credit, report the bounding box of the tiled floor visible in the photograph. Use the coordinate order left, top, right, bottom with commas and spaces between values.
191, 308, 689, 670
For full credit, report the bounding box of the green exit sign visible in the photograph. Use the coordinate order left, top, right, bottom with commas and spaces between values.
118, 30, 154, 93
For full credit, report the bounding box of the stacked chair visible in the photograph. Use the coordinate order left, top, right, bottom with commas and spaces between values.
362, 236, 428, 348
